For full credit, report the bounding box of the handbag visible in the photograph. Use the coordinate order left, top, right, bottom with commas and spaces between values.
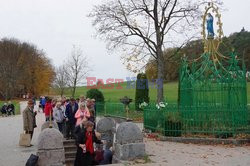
19, 132, 31, 147
25, 154, 39, 166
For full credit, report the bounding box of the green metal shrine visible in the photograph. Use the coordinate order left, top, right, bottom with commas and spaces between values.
179, 3, 248, 136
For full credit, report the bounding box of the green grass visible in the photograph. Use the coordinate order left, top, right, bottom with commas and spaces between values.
62, 82, 250, 104
0, 100, 20, 115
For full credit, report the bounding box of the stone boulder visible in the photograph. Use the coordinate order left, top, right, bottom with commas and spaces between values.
37, 128, 65, 166
96, 117, 116, 143
113, 122, 145, 162
116, 122, 143, 144
96, 117, 116, 133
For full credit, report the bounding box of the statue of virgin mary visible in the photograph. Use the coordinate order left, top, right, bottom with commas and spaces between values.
207, 13, 215, 38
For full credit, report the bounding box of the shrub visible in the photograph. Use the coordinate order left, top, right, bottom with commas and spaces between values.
135, 73, 149, 111
86, 89, 105, 102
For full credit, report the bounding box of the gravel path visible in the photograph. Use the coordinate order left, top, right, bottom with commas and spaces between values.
0, 102, 249, 166
144, 139, 250, 166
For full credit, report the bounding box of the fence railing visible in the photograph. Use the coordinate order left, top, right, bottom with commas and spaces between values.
95, 102, 143, 121
96, 102, 250, 137
144, 104, 250, 138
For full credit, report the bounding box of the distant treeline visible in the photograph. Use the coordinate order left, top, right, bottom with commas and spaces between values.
0, 38, 55, 100
145, 28, 250, 81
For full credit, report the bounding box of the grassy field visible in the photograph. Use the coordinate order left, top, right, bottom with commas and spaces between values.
63, 82, 250, 104
0, 100, 21, 115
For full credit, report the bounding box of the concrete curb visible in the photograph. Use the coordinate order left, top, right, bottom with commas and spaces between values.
158, 136, 250, 146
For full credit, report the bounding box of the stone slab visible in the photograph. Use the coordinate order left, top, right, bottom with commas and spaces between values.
37, 149, 65, 166
114, 143, 145, 161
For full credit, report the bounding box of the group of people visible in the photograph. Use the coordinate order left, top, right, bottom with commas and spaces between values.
39, 96, 96, 140
1, 101, 15, 116
23, 95, 112, 165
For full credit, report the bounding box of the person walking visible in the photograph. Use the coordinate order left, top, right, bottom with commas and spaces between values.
75, 103, 90, 126
65, 98, 78, 139
53, 102, 65, 133
22, 100, 37, 140
74, 121, 102, 166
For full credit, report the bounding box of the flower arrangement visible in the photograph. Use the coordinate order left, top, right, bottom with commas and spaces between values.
139, 101, 148, 109
156, 102, 168, 109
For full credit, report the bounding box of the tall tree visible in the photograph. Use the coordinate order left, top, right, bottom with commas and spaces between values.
89, 0, 214, 102
54, 65, 68, 97
0, 38, 54, 99
66, 46, 90, 98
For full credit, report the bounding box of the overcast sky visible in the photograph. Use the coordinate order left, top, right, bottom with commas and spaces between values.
0, 0, 249, 81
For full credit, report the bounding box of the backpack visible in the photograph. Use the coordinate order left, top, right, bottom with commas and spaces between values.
25, 154, 39, 166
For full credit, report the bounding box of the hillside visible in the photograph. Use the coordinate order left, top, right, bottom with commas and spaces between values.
63, 82, 250, 104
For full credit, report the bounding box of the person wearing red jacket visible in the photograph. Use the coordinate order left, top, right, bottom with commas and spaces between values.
44, 98, 53, 121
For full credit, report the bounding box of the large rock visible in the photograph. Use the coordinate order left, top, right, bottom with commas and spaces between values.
41, 121, 58, 131
96, 117, 116, 133
37, 128, 65, 166
97, 117, 116, 143
113, 122, 145, 163
116, 122, 143, 145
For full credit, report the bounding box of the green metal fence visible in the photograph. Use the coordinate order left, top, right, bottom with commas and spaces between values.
95, 102, 249, 137
144, 104, 250, 138
95, 102, 143, 121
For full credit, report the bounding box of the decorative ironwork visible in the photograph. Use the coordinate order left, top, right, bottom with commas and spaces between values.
178, 3, 248, 136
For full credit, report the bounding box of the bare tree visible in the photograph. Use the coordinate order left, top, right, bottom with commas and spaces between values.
89, 0, 221, 102
66, 46, 90, 98
54, 65, 68, 97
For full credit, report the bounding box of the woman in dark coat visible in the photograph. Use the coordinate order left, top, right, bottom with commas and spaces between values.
74, 121, 102, 166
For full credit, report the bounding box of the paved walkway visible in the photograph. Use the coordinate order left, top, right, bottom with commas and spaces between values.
0, 101, 249, 166
0, 101, 44, 166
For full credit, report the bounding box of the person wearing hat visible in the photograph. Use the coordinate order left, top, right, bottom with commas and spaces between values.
23, 100, 37, 140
